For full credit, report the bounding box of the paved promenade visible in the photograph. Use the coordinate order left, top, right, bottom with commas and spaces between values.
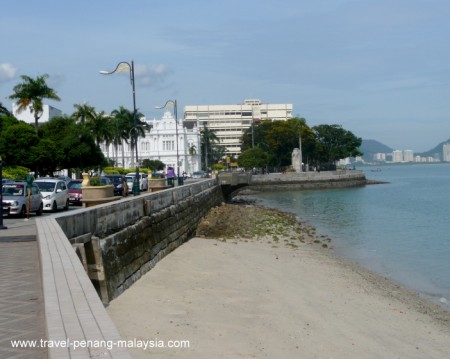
0, 216, 47, 359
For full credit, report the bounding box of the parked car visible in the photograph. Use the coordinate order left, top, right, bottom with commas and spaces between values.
125, 176, 134, 193
34, 178, 69, 212
192, 170, 207, 178
54, 175, 73, 185
126, 172, 148, 191
67, 179, 83, 206
2, 178, 14, 184
151, 172, 164, 179
104, 174, 128, 196
2, 182, 43, 217
93, 176, 113, 185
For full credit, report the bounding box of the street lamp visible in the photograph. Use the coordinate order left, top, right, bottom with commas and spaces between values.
100, 60, 140, 196
155, 100, 180, 183
0, 156, 7, 230
203, 122, 209, 173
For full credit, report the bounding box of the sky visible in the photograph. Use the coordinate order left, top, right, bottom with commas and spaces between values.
1, 0, 450, 152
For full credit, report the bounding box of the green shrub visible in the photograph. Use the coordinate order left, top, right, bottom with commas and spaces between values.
89, 176, 105, 186
2, 166, 30, 181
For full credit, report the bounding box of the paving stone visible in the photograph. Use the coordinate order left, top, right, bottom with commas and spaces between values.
0, 240, 47, 359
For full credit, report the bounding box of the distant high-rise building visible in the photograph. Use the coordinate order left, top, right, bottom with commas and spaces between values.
403, 150, 414, 162
392, 150, 403, 162
373, 153, 386, 161
443, 143, 450, 162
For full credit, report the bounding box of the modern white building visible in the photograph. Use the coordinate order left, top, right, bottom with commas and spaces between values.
443, 143, 450, 162
403, 150, 414, 162
392, 150, 403, 162
101, 111, 201, 176
373, 152, 386, 161
184, 99, 293, 157
12, 103, 62, 125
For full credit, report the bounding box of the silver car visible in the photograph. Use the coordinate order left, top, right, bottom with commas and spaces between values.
192, 170, 207, 178
34, 178, 69, 212
2, 182, 43, 217
126, 172, 148, 191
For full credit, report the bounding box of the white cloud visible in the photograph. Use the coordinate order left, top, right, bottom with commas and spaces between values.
134, 64, 171, 87
0, 63, 17, 83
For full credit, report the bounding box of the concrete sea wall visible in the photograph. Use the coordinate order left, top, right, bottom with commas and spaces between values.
248, 170, 366, 191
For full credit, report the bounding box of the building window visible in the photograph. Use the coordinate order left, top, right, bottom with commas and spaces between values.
163, 140, 175, 151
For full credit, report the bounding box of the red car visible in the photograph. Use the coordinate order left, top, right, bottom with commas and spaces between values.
67, 179, 83, 205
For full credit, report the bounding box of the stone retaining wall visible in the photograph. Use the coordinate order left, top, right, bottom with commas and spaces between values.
56, 179, 223, 303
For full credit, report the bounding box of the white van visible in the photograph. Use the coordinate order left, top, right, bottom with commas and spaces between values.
126, 172, 148, 191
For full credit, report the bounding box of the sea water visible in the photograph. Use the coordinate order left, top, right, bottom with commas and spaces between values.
249, 163, 450, 306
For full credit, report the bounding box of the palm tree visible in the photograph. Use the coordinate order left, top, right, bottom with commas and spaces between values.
0, 102, 12, 116
72, 103, 96, 124
130, 112, 150, 166
200, 123, 219, 171
86, 111, 114, 157
187, 144, 197, 175
188, 144, 197, 156
111, 106, 147, 167
9, 74, 60, 132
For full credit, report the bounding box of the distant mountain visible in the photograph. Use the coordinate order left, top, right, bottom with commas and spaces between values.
359, 139, 393, 161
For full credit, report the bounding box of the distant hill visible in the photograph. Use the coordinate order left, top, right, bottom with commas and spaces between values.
359, 139, 393, 161
418, 138, 450, 160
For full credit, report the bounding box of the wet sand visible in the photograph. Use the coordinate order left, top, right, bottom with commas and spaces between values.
107, 237, 450, 358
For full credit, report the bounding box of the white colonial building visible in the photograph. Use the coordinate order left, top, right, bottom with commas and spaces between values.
101, 111, 201, 176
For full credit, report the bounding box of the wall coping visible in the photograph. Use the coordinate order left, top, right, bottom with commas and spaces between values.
36, 216, 131, 358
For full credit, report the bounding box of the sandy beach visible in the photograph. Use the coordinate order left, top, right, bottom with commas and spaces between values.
107, 207, 450, 359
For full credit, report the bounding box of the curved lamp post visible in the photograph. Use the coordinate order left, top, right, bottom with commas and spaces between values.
155, 100, 180, 182
0, 156, 7, 230
100, 60, 140, 196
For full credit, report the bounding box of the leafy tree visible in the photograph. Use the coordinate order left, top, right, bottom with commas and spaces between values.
9, 74, 60, 132
242, 117, 313, 167
0, 114, 19, 133
312, 124, 362, 167
238, 146, 272, 169
142, 159, 165, 171
0, 122, 39, 167
30, 137, 64, 175
39, 116, 106, 175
